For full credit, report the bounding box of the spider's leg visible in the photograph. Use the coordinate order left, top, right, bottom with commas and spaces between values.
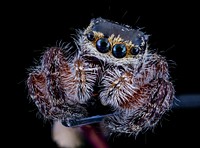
100, 54, 175, 135
27, 47, 88, 120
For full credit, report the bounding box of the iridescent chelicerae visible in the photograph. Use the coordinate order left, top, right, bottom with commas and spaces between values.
27, 17, 175, 136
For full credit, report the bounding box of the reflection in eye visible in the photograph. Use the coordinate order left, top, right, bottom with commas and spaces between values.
96, 38, 111, 53
112, 44, 127, 58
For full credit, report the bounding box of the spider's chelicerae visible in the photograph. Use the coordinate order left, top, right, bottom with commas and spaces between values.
27, 17, 175, 136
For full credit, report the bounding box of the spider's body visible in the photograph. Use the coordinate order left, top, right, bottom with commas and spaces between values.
27, 17, 175, 135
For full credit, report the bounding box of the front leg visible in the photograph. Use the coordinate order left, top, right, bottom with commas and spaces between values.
27, 46, 98, 121
99, 54, 175, 135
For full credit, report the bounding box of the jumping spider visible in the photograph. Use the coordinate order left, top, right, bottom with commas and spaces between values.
27, 17, 175, 136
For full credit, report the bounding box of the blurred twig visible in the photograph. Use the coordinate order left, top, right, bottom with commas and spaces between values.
80, 125, 109, 148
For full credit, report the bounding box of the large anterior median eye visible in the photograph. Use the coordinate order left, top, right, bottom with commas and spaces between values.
112, 44, 127, 58
96, 38, 111, 53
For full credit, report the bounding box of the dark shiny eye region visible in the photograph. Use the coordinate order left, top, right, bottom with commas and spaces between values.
112, 44, 127, 58
87, 32, 95, 41
130, 47, 140, 55
96, 38, 111, 53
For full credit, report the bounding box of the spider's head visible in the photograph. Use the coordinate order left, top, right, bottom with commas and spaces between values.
81, 17, 149, 65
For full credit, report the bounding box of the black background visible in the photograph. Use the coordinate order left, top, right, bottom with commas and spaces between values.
4, 1, 200, 147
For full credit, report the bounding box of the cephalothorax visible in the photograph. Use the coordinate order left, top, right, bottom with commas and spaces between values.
27, 17, 175, 136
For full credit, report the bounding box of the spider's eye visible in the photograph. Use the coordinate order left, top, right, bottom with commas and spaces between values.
96, 38, 110, 53
112, 44, 127, 58
87, 32, 95, 41
130, 47, 140, 55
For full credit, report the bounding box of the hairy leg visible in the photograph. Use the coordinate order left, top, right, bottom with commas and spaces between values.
27, 47, 98, 121
99, 53, 175, 135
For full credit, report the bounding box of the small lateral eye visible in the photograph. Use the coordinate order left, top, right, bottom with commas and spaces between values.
112, 44, 127, 58
87, 32, 95, 41
96, 38, 111, 53
130, 47, 140, 55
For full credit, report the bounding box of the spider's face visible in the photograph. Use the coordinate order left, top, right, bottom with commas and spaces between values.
81, 17, 149, 65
